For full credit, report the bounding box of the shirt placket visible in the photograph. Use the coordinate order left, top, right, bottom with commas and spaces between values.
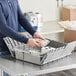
7, 0, 12, 9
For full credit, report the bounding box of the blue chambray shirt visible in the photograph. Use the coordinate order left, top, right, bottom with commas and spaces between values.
0, 0, 36, 51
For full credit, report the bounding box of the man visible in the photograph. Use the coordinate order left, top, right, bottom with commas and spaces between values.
0, 0, 44, 54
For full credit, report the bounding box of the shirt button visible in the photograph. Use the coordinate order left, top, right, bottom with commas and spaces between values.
8, 0, 10, 3
9, 3, 11, 7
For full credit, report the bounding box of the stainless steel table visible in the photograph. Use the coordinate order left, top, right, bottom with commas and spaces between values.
0, 52, 76, 76
0, 21, 71, 76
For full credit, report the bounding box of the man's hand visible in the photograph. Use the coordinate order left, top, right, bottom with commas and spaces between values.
33, 32, 44, 40
27, 38, 42, 48
27, 32, 45, 48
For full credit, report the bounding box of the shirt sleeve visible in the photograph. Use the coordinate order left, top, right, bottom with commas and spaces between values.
0, 5, 28, 43
17, 2, 36, 36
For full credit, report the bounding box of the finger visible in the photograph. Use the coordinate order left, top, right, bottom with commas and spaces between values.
36, 40, 41, 43
35, 42, 41, 47
38, 36, 45, 40
30, 44, 36, 48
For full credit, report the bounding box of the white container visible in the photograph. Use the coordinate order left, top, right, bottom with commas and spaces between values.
25, 12, 38, 27
35, 12, 43, 27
